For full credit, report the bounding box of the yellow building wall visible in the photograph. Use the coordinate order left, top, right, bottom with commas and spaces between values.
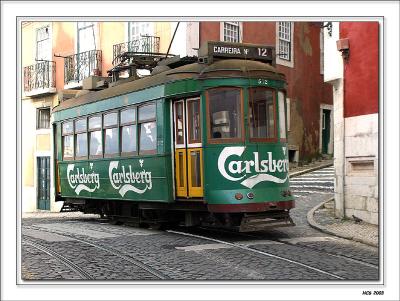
36, 134, 51, 151
155, 22, 172, 53
99, 22, 125, 75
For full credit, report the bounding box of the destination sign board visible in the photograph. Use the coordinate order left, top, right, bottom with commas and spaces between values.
199, 41, 275, 65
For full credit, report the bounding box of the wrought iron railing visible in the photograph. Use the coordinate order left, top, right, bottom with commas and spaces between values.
112, 35, 160, 65
24, 61, 56, 93
64, 50, 102, 85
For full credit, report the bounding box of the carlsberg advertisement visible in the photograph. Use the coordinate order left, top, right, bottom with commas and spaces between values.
59, 156, 172, 202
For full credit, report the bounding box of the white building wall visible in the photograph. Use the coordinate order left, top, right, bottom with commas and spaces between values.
323, 22, 343, 82
344, 113, 379, 224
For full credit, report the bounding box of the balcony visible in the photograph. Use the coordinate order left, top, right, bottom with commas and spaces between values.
64, 50, 102, 89
23, 61, 56, 97
112, 35, 160, 65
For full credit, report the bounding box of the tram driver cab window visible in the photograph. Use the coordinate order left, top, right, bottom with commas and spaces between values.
207, 87, 242, 142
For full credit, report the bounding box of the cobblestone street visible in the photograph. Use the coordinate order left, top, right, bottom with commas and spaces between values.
21, 167, 379, 281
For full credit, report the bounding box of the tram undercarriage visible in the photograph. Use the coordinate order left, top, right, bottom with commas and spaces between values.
60, 198, 295, 232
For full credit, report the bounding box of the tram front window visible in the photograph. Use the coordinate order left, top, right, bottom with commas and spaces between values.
207, 88, 242, 142
249, 88, 276, 140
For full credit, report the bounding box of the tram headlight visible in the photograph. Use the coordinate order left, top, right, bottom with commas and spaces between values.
235, 193, 243, 200
246, 192, 254, 199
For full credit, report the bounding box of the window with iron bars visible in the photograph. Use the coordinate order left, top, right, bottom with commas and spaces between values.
37, 107, 50, 129
278, 22, 291, 61
223, 22, 240, 43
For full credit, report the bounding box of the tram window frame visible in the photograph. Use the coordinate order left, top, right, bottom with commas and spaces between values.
248, 87, 277, 143
74, 117, 88, 160
278, 90, 287, 142
62, 121, 74, 160
187, 98, 202, 145
206, 87, 244, 144
88, 115, 103, 158
120, 106, 138, 156
138, 102, 157, 155
103, 111, 119, 157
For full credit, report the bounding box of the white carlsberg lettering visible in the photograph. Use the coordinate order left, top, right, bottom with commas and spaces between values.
67, 164, 100, 195
109, 161, 152, 197
217, 147, 289, 189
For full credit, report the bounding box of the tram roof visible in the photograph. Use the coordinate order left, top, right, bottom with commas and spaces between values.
52, 59, 285, 113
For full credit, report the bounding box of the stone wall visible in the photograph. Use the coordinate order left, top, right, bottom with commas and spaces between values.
343, 113, 378, 225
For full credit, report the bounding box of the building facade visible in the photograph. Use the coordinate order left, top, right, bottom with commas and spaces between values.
323, 22, 379, 225
195, 21, 334, 164
21, 21, 179, 212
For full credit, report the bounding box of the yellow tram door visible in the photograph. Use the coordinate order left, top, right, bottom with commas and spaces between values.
173, 98, 203, 198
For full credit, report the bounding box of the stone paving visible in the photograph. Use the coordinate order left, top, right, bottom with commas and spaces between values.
310, 199, 379, 247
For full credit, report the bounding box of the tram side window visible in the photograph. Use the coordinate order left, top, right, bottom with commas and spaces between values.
75, 118, 88, 159
104, 112, 119, 156
120, 107, 137, 155
207, 88, 242, 141
89, 115, 103, 157
62, 121, 74, 160
138, 103, 157, 154
278, 91, 287, 140
249, 88, 276, 140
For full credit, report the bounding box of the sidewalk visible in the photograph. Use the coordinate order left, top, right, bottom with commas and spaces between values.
307, 199, 379, 248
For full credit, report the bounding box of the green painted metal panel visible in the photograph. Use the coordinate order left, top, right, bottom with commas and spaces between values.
203, 144, 293, 205
59, 155, 173, 202
53, 85, 165, 122
201, 78, 286, 90
164, 79, 200, 98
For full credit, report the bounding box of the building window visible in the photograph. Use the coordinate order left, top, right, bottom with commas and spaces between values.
128, 22, 153, 52
77, 22, 96, 53
223, 22, 241, 43
138, 103, 157, 154
37, 107, 50, 129
278, 22, 292, 61
36, 26, 50, 61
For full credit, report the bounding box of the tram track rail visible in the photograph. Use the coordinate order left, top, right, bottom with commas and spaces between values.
195, 226, 379, 270
22, 226, 169, 280
166, 229, 345, 280
23, 239, 94, 280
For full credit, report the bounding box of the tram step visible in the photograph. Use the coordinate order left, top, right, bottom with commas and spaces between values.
239, 214, 295, 232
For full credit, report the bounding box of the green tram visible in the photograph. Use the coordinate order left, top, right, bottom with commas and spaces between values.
53, 42, 295, 232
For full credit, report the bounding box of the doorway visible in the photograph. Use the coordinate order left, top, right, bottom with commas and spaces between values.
322, 109, 331, 154
37, 156, 50, 210
173, 98, 203, 198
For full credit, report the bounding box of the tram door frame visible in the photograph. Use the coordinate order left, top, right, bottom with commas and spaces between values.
173, 97, 203, 198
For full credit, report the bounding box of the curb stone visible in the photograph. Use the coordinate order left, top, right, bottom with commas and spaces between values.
307, 198, 378, 247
